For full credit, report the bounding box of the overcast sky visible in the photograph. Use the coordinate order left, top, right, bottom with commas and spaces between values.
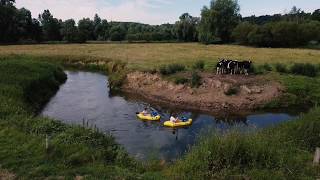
15, 0, 319, 25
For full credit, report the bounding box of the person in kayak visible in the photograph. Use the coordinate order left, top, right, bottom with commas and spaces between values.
170, 115, 181, 123
142, 108, 149, 116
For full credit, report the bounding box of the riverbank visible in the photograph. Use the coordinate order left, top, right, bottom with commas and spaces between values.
123, 71, 283, 113
0, 54, 319, 179
166, 107, 320, 179
0, 58, 161, 179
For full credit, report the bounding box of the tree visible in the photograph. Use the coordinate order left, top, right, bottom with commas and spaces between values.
78, 18, 95, 41
98, 20, 110, 40
0, 0, 15, 6
61, 19, 79, 43
198, 6, 216, 44
247, 23, 273, 47
312, 9, 320, 21
174, 13, 199, 42
198, 0, 240, 43
232, 22, 256, 44
109, 25, 126, 41
39, 10, 62, 41
93, 14, 103, 40
0, 0, 19, 42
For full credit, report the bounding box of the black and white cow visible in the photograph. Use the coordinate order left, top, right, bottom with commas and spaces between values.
227, 60, 238, 75
216, 59, 227, 75
216, 58, 252, 75
238, 60, 252, 75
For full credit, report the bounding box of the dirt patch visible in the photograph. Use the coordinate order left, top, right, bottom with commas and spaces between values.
0, 169, 15, 180
122, 72, 284, 113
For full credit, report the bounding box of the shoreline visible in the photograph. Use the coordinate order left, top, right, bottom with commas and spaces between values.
122, 72, 284, 113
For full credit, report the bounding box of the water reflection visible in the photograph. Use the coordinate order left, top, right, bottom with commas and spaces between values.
41, 71, 298, 160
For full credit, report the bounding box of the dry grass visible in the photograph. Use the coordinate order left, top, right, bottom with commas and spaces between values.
0, 43, 319, 70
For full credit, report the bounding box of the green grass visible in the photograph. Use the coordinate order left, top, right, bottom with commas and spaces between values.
0, 43, 319, 70
166, 108, 320, 179
1, 53, 320, 179
264, 73, 320, 109
0, 58, 162, 179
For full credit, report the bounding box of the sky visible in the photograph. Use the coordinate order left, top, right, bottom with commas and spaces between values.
15, 0, 319, 25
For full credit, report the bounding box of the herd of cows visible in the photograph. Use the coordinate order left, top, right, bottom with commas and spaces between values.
216, 59, 252, 75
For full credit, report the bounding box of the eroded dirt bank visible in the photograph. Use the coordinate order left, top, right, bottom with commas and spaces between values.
122, 72, 284, 113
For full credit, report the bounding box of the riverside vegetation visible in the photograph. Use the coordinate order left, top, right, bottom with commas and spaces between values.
0, 54, 320, 179
0, 57, 163, 179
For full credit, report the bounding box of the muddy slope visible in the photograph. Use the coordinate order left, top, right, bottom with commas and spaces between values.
122, 72, 283, 113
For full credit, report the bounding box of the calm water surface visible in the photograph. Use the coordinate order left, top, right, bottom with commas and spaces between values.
41, 71, 298, 160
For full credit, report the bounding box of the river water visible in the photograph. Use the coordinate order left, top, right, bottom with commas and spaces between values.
41, 71, 298, 160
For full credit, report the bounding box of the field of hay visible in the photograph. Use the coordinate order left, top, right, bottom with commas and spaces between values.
0, 43, 319, 70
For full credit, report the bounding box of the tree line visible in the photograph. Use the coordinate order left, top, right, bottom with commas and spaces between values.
1, 0, 319, 47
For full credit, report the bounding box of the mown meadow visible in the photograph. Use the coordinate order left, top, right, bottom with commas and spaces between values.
0, 43, 320, 179
0, 43, 319, 70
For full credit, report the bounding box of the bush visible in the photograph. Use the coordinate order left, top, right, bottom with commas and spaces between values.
225, 86, 239, 96
174, 77, 189, 85
262, 63, 272, 71
290, 63, 318, 77
191, 71, 201, 88
275, 63, 288, 73
159, 63, 185, 75
192, 60, 205, 71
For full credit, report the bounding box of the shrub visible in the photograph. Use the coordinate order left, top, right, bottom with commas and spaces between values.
191, 71, 201, 88
225, 86, 239, 96
159, 63, 185, 75
174, 77, 189, 85
275, 63, 288, 73
262, 63, 272, 71
192, 60, 205, 71
290, 63, 318, 77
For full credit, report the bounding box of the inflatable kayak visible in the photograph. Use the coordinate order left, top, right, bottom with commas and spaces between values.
164, 119, 193, 127
137, 113, 161, 121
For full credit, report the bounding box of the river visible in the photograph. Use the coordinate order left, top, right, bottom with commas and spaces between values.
41, 71, 298, 160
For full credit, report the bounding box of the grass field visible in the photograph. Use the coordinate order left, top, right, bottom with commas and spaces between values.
1, 45, 320, 179
0, 43, 319, 70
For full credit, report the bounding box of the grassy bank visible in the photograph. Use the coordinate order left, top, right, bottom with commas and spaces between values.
166, 107, 320, 179
1, 48, 320, 179
0, 58, 161, 179
0, 43, 319, 70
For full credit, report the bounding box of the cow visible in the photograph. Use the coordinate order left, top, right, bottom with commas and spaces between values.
227, 60, 239, 75
216, 59, 227, 75
238, 60, 252, 75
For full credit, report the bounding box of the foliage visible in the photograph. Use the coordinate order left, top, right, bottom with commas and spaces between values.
191, 71, 201, 88
39, 10, 62, 41
166, 107, 320, 179
199, 0, 240, 43
61, 19, 81, 43
159, 64, 186, 75
174, 13, 199, 42
239, 21, 320, 47
262, 63, 272, 71
232, 22, 256, 44
1, 1, 319, 47
174, 76, 189, 85
274, 63, 288, 73
290, 63, 318, 77
192, 60, 205, 71
265, 74, 320, 108
224, 86, 239, 96
0, 57, 147, 179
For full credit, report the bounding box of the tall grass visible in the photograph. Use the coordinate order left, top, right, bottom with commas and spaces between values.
159, 63, 185, 75
0, 57, 153, 179
166, 108, 320, 179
